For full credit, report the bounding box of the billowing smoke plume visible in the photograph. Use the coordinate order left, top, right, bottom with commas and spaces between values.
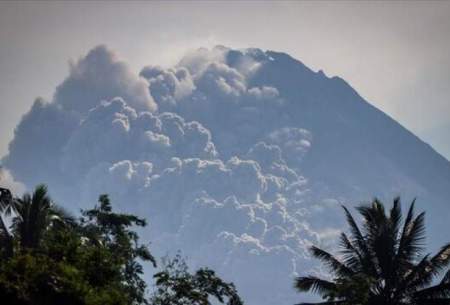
3, 45, 450, 305
0, 167, 25, 195
56, 45, 156, 114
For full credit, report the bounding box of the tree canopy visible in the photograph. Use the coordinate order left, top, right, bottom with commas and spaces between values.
0, 185, 243, 305
295, 198, 450, 305
151, 254, 243, 305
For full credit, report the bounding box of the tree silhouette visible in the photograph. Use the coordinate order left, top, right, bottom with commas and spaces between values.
0, 185, 243, 305
151, 253, 243, 305
12, 184, 75, 250
0, 186, 155, 305
0, 187, 14, 258
295, 198, 450, 305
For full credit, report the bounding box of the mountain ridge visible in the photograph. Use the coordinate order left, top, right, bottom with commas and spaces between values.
2, 45, 449, 305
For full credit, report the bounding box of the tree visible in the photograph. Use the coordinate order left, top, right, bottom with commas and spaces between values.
0, 185, 156, 305
295, 198, 450, 305
0, 184, 74, 258
0, 186, 14, 258
12, 184, 75, 250
0, 185, 85, 305
79, 194, 156, 305
151, 254, 243, 305
0, 185, 243, 305
0, 187, 13, 208
0, 219, 13, 258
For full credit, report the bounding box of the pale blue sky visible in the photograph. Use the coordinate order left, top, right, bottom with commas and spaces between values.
1, 1, 449, 159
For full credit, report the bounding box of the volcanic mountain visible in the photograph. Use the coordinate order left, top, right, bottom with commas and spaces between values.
3, 45, 450, 305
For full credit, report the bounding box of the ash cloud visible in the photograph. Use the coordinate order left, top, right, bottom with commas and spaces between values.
3, 45, 449, 305
2, 45, 322, 305
0, 167, 25, 195
55, 45, 156, 114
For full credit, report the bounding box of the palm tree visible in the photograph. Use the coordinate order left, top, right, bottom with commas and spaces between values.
0, 187, 13, 210
295, 198, 450, 305
14, 184, 77, 250
13, 184, 56, 249
0, 184, 74, 253
0, 187, 14, 258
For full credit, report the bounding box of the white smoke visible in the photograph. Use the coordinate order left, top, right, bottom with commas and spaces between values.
3, 45, 326, 304
0, 167, 25, 195
55, 45, 156, 114
3, 45, 448, 305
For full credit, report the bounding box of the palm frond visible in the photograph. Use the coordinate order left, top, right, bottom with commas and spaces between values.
356, 199, 387, 242
440, 270, 450, 285
339, 233, 363, 271
295, 276, 337, 296
403, 243, 450, 292
0, 214, 13, 258
296, 301, 345, 305
402, 254, 432, 291
0, 187, 17, 216
414, 282, 450, 300
11, 185, 55, 249
397, 200, 422, 261
357, 199, 401, 281
310, 246, 354, 277
296, 198, 450, 305
413, 299, 450, 305
402, 212, 426, 262
341, 206, 371, 260
429, 243, 450, 276
390, 197, 402, 238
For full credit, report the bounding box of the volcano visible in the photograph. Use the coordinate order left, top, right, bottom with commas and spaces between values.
3, 45, 450, 305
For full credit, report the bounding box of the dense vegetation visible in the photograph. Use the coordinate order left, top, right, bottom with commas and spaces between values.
295, 198, 450, 305
2, 185, 450, 305
151, 254, 242, 305
0, 185, 243, 305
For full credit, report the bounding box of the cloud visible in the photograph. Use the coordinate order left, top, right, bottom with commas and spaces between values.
0, 45, 351, 305
76, 149, 317, 304
177, 46, 229, 76
0, 167, 25, 195
142, 47, 286, 160
5, 45, 448, 305
59, 97, 217, 184
4, 98, 79, 190
55, 45, 156, 114
140, 66, 195, 111
265, 127, 312, 168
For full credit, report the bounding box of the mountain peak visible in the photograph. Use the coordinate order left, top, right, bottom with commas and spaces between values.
4, 45, 450, 305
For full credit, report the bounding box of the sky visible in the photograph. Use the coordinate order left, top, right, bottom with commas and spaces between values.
0, 1, 449, 160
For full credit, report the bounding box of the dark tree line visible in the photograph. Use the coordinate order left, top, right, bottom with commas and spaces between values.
0, 185, 243, 305
2, 185, 450, 305
295, 198, 450, 305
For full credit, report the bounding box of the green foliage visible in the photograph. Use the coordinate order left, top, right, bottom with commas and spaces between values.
79, 194, 156, 304
329, 274, 375, 305
0, 185, 243, 305
0, 185, 154, 305
295, 198, 450, 305
151, 254, 243, 305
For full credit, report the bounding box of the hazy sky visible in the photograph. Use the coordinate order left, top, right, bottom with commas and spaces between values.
1, 1, 449, 159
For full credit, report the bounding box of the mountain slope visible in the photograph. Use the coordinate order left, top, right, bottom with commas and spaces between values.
3, 45, 450, 305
